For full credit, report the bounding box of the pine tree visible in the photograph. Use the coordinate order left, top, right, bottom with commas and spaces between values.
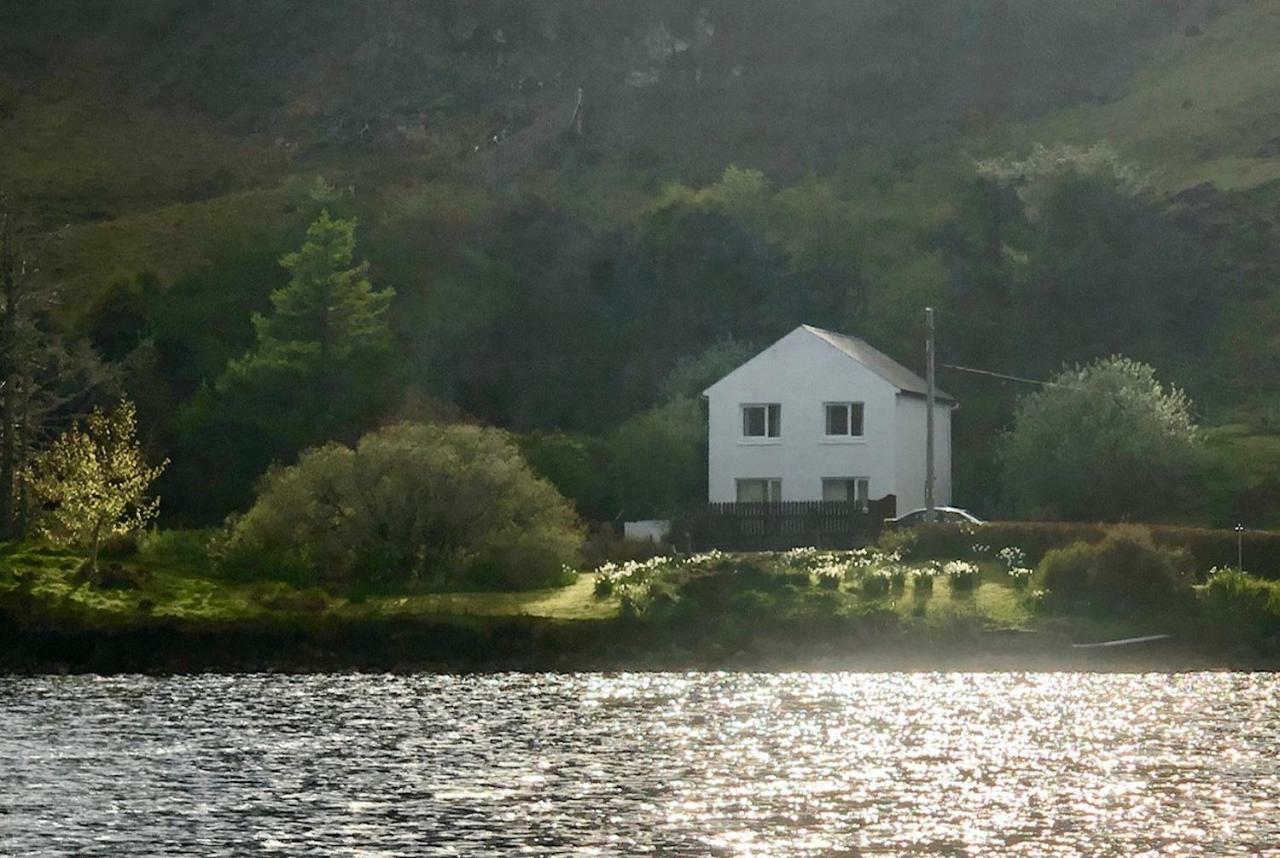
26, 399, 166, 572
222, 209, 395, 421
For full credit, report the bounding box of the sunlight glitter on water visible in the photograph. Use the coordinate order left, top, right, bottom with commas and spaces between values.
1, 672, 1278, 855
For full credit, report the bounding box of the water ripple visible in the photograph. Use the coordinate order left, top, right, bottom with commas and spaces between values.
1, 672, 1277, 855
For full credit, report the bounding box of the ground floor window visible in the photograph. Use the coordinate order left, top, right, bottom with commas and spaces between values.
822, 477, 869, 510
736, 478, 782, 503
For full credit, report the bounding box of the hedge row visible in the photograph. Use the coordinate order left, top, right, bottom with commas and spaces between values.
902, 521, 1280, 580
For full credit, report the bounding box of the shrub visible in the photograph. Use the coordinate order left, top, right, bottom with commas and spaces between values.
138, 529, 217, 577
906, 521, 1280, 581
75, 561, 151, 590
996, 546, 1026, 570
220, 422, 584, 591
944, 560, 981, 591
876, 528, 917, 560
1038, 526, 1193, 614
248, 583, 330, 613
1007, 567, 1034, 589
782, 546, 824, 571
609, 397, 703, 518
1038, 542, 1093, 602
807, 555, 848, 590
816, 567, 842, 589
860, 569, 890, 597
98, 533, 140, 559
911, 567, 935, 594
1202, 569, 1280, 640
593, 556, 673, 598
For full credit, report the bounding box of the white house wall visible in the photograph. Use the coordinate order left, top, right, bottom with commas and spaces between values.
706, 328, 903, 503
892, 394, 952, 512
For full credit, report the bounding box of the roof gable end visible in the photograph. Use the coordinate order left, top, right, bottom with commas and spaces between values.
702, 324, 956, 404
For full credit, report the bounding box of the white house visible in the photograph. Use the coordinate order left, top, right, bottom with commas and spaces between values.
702, 324, 955, 512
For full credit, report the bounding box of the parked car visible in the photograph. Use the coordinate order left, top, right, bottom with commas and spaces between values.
884, 507, 985, 528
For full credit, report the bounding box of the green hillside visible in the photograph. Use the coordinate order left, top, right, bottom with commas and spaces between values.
3, 0, 1280, 526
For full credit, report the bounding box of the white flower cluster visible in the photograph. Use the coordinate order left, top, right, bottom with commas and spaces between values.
996, 546, 1027, 570
848, 547, 902, 569
971, 543, 991, 556
943, 559, 981, 582
911, 566, 937, 586
781, 546, 823, 570
594, 556, 672, 589
1007, 566, 1034, 586
813, 561, 847, 586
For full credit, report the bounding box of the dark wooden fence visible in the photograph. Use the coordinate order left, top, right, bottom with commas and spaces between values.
672, 495, 897, 551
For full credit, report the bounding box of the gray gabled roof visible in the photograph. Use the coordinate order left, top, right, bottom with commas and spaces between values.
801, 324, 957, 404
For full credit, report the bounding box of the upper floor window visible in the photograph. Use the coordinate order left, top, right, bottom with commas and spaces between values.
742, 403, 781, 438
824, 402, 864, 437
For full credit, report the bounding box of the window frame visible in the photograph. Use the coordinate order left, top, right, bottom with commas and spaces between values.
736, 478, 783, 503
821, 477, 870, 510
822, 401, 865, 442
740, 402, 782, 442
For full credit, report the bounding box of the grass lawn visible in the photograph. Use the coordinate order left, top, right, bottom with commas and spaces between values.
882, 566, 1036, 632
0, 540, 1033, 631
0, 539, 619, 629
335, 574, 617, 621
0, 539, 1173, 645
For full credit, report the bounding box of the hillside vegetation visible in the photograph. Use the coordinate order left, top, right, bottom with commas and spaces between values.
4, 0, 1280, 526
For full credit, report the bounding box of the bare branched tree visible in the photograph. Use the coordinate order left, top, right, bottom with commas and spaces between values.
0, 195, 117, 538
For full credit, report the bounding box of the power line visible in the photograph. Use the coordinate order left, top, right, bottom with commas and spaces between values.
940, 363, 1069, 388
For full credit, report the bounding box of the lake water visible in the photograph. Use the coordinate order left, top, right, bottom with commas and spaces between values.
1, 672, 1277, 856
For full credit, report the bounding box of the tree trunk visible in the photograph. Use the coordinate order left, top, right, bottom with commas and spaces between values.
90, 520, 102, 574
0, 217, 17, 539
14, 373, 29, 535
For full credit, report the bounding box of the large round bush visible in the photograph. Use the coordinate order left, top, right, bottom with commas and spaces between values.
222, 422, 583, 590
1038, 525, 1193, 614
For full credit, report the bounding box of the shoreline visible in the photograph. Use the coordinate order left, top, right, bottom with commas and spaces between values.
3, 621, 1275, 675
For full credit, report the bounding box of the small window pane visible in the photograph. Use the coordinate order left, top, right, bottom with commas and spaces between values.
767, 404, 781, 437
737, 479, 765, 502
849, 403, 865, 436
737, 479, 781, 502
822, 479, 848, 502
825, 404, 848, 436
823, 478, 870, 508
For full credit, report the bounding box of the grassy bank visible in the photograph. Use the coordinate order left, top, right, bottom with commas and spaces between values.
1, 535, 1277, 673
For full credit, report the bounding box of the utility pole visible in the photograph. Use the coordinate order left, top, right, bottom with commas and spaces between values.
925, 306, 936, 522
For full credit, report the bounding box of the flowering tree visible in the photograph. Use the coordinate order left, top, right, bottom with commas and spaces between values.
25, 399, 166, 571
1002, 356, 1201, 521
